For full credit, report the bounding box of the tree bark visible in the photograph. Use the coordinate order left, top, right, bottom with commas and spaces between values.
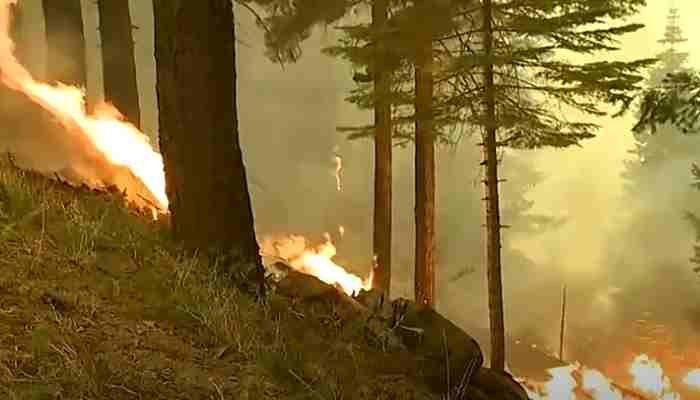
481, 0, 506, 371
153, 0, 263, 281
8, 3, 23, 63
97, 0, 141, 128
42, 0, 87, 87
371, 0, 392, 297
414, 0, 436, 307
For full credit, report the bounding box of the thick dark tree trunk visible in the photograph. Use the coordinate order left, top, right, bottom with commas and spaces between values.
371, 0, 392, 297
97, 0, 141, 128
481, 0, 506, 371
153, 1, 263, 285
413, 0, 436, 307
42, 0, 87, 87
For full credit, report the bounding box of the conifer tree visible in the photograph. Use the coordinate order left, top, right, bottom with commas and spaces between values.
247, 0, 398, 296
332, 0, 652, 370
625, 6, 694, 185
251, 0, 652, 369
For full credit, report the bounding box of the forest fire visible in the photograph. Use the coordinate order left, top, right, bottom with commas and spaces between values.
0, 0, 371, 300
2, 1, 699, 398
260, 234, 372, 296
0, 0, 167, 212
521, 354, 700, 399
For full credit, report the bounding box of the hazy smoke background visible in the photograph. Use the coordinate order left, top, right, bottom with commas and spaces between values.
2, 0, 700, 358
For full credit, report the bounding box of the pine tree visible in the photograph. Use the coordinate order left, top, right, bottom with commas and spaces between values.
371, 0, 393, 296
331, 0, 652, 370
467, 0, 652, 371
98, 0, 141, 128
247, 0, 399, 296
154, 0, 265, 294
625, 5, 694, 190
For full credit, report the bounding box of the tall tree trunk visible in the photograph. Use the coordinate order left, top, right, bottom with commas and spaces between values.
8, 3, 23, 63
414, 0, 436, 307
481, 0, 506, 371
42, 0, 87, 87
371, 0, 392, 297
98, 0, 141, 128
153, 0, 263, 286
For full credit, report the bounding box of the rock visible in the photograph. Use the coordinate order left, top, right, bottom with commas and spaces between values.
392, 300, 484, 394
471, 367, 529, 400
274, 268, 338, 301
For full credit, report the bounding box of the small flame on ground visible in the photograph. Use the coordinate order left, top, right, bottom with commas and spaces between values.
580, 369, 622, 400
629, 354, 676, 398
338, 225, 345, 237
260, 234, 372, 297
684, 370, 700, 390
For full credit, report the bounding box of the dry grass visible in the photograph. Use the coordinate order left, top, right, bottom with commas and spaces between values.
0, 159, 437, 400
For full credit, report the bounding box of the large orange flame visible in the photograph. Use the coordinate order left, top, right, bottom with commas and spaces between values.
0, 0, 167, 211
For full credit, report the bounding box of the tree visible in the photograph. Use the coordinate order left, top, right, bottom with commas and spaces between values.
97, 0, 141, 128
441, 0, 651, 371
412, 0, 439, 307
480, 0, 505, 369
371, 0, 393, 296
624, 6, 694, 188
42, 0, 87, 87
153, 0, 264, 291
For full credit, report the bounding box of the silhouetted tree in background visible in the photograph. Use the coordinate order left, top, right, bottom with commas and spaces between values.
42, 0, 87, 87
98, 0, 141, 128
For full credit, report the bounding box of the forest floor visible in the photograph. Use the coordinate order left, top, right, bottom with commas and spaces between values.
0, 159, 439, 400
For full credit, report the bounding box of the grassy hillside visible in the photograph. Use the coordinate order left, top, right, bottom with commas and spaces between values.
0, 158, 438, 400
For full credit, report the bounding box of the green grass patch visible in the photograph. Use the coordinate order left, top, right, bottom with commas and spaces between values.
0, 158, 436, 400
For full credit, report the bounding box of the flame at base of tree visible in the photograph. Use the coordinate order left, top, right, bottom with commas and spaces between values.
259, 233, 372, 297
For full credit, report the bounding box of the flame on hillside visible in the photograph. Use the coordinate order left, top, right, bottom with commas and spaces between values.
0, 0, 167, 212
260, 233, 372, 296
0, 0, 371, 298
